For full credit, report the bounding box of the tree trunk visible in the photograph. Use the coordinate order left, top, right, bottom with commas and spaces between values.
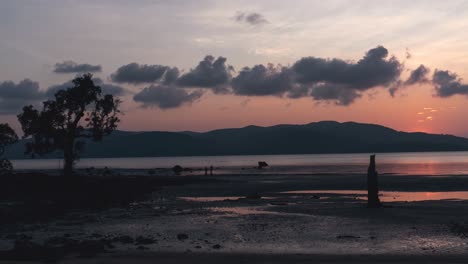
367, 154, 382, 208
63, 136, 75, 177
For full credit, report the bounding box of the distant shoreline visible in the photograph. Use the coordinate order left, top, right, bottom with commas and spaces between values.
9, 151, 468, 176
7, 149, 468, 160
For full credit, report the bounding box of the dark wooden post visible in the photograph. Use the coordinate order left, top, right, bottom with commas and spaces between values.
367, 154, 382, 208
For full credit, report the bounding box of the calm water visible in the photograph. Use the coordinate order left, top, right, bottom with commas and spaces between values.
10, 151, 468, 175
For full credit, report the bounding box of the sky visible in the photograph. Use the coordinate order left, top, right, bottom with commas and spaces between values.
2, 0, 468, 136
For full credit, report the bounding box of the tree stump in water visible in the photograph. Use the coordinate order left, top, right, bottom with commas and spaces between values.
367, 154, 382, 208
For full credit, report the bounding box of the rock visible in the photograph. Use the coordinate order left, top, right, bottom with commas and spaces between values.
269, 202, 288, 206
76, 240, 107, 258
212, 244, 221, 249
246, 193, 261, 199
135, 236, 156, 245
99, 238, 115, 249
44, 236, 79, 247
13, 240, 44, 256
173, 165, 183, 174
5, 234, 32, 240
257, 161, 269, 169
5, 234, 17, 239
90, 233, 102, 238
336, 235, 361, 239
113, 235, 134, 244
5, 240, 60, 262
177, 233, 189, 241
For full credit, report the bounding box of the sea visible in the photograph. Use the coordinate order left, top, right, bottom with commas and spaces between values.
10, 151, 468, 176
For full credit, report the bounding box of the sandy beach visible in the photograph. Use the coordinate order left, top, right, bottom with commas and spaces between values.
1, 172, 468, 263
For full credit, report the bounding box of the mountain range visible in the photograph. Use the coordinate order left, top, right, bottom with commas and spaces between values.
5, 121, 468, 159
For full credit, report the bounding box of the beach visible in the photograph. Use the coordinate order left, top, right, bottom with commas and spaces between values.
1, 172, 468, 263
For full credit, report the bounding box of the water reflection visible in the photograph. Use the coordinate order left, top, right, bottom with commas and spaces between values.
179, 197, 243, 202
282, 190, 468, 202
179, 196, 275, 202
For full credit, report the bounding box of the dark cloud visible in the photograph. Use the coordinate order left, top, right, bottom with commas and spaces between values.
388, 80, 402, 97
111, 63, 172, 84
405, 65, 430, 85
0, 79, 43, 99
177, 55, 233, 93
0, 79, 45, 114
432, 69, 468, 97
309, 84, 361, 106
47, 78, 126, 97
133, 85, 203, 109
235, 12, 268, 25
287, 85, 311, 99
388, 65, 429, 97
54, 60, 102, 73
93, 78, 127, 96
163, 67, 180, 85
405, 48, 412, 60
293, 46, 402, 90
228, 46, 402, 105
231, 64, 292, 96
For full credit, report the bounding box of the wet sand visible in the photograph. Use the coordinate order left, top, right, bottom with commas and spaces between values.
2, 173, 468, 263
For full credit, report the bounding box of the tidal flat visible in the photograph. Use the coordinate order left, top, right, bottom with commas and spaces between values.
2, 173, 468, 263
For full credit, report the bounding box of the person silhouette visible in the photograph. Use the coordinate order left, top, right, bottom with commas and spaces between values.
204, 167, 208, 175
210, 165, 213, 176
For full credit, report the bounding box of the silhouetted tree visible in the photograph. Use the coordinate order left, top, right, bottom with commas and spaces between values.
17, 74, 121, 177
0, 123, 18, 176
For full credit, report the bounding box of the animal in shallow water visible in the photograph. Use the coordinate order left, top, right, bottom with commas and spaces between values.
257, 161, 269, 169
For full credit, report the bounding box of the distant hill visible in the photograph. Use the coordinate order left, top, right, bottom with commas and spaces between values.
5, 121, 468, 159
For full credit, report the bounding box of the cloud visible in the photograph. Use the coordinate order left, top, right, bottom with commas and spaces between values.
231, 64, 293, 96
133, 85, 203, 109
111, 63, 175, 84
290, 46, 402, 102
293, 46, 402, 90
47, 77, 127, 97
405, 48, 412, 60
389, 64, 429, 98
162, 67, 180, 85
309, 84, 361, 106
177, 55, 233, 93
53, 60, 102, 73
287, 85, 311, 99
229, 46, 403, 105
405, 65, 430, 85
0, 79, 45, 114
235, 12, 268, 25
388, 80, 403, 97
432, 69, 468, 97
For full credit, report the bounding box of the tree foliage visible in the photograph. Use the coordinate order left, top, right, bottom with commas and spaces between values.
17, 74, 121, 176
0, 123, 18, 176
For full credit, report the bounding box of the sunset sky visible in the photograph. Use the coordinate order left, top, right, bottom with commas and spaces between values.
2, 1, 468, 136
